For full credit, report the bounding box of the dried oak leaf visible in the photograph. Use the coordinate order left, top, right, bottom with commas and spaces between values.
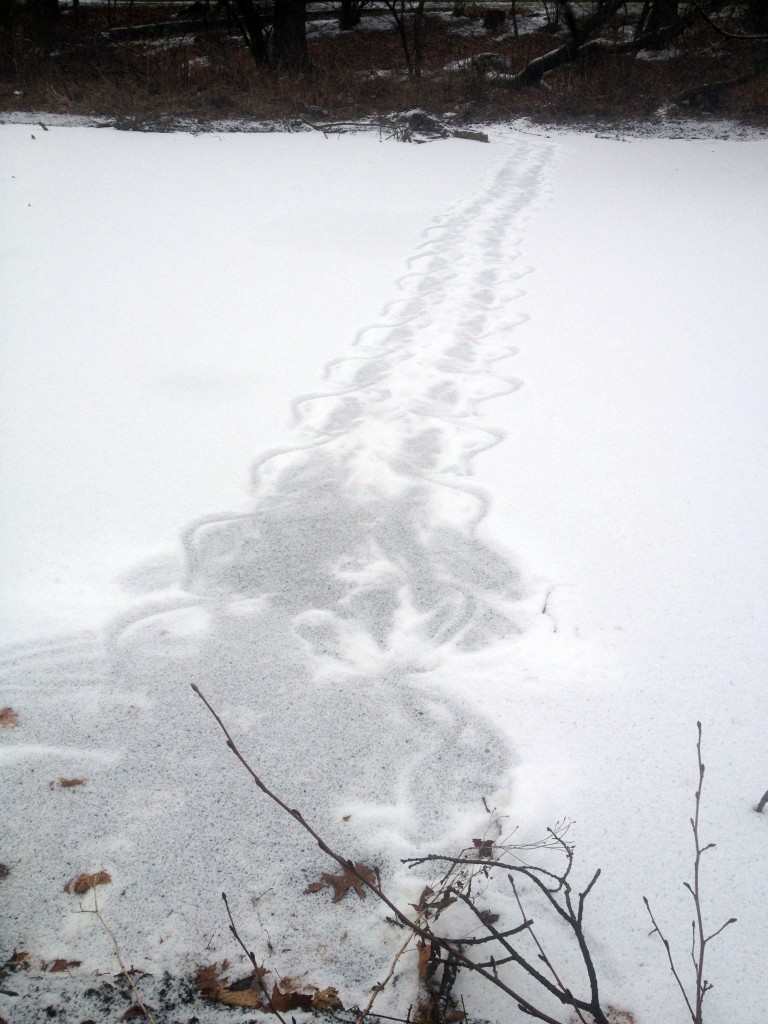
312, 987, 344, 1012
416, 940, 439, 981
64, 871, 112, 895
195, 963, 269, 1009
606, 1010, 637, 1024
269, 983, 313, 1013
58, 778, 86, 788
46, 959, 82, 973
410, 885, 455, 916
472, 838, 494, 859
195, 964, 224, 1000
410, 885, 434, 914
0, 707, 18, 728
304, 862, 376, 902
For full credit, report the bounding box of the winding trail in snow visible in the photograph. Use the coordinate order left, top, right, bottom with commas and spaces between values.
0, 136, 554, 990
175, 141, 551, 664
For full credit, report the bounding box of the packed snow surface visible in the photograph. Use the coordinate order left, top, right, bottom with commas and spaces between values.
1, 123, 766, 1023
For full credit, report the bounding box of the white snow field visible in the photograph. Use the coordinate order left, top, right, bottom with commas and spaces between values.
1, 123, 767, 1024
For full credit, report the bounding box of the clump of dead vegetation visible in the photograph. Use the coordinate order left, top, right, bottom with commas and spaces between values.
191, 684, 741, 1024
1, 1, 767, 128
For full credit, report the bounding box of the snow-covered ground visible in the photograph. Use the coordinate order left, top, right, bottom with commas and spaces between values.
1, 123, 766, 1024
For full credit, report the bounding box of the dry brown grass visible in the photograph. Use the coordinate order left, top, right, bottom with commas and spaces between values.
1, 4, 767, 128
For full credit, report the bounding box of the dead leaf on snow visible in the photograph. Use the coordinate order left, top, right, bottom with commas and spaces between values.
0, 865, 9, 880
416, 939, 438, 980
195, 963, 270, 1009
410, 885, 433, 914
0, 708, 18, 728
269, 983, 313, 1013
195, 964, 224, 1000
58, 778, 86, 788
46, 959, 82, 973
472, 838, 494, 859
64, 871, 112, 894
312, 986, 344, 1012
9, 952, 28, 966
606, 1010, 637, 1024
195, 963, 341, 1014
410, 886, 455, 916
304, 862, 377, 902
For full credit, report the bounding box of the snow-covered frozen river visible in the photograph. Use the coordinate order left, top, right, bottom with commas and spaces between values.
1, 122, 766, 1023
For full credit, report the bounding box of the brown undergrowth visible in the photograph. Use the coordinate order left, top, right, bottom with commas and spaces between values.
1, 4, 767, 128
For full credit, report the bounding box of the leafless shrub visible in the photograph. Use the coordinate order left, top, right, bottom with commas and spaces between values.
194, 688, 741, 1024
643, 723, 736, 1024
193, 683, 618, 1023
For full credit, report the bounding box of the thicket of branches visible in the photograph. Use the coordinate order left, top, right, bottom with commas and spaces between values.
194, 684, 748, 1024
3, 0, 767, 80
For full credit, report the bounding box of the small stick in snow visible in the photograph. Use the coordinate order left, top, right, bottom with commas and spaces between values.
78, 889, 157, 1024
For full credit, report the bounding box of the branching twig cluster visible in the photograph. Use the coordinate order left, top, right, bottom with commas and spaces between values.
194, 688, 738, 1024
192, 684, 612, 1024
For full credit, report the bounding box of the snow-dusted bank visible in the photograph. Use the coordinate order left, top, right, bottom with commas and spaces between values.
0, 124, 766, 1023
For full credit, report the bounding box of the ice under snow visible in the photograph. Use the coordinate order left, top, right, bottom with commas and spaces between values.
0, 121, 766, 1023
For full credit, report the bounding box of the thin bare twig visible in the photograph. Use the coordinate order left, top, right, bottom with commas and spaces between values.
643, 896, 695, 1020
644, 723, 736, 1024
79, 889, 157, 1024
357, 931, 415, 1023
510, 876, 589, 1024
222, 892, 288, 1024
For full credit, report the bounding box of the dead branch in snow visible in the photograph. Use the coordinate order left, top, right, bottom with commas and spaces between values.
77, 889, 157, 1024
756, 789, 768, 813
644, 723, 736, 1024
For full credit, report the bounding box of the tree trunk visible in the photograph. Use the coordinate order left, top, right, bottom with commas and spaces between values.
339, 0, 361, 31
27, 0, 60, 46
646, 0, 679, 48
504, 0, 624, 88
746, 0, 768, 33
272, 0, 309, 70
411, 0, 426, 76
231, 0, 269, 65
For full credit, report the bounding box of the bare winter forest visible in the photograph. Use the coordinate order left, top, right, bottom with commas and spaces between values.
2, 1, 767, 125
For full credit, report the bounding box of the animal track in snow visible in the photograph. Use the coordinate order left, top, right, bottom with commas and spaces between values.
0, 139, 554, 980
